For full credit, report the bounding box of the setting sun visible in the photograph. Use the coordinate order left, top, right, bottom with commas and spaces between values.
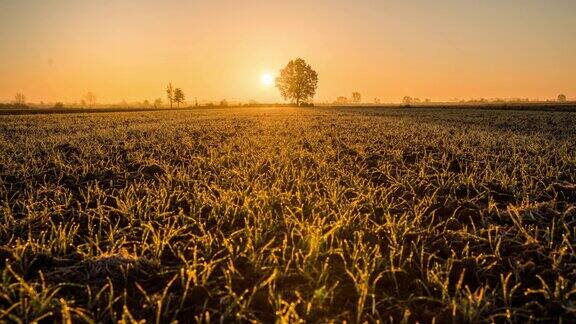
261, 73, 274, 87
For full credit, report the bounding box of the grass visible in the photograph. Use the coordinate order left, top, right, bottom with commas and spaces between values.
0, 106, 575, 322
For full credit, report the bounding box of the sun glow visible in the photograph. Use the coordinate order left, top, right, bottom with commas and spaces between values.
261, 73, 274, 87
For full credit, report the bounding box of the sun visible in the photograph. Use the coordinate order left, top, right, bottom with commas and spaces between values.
261, 73, 274, 87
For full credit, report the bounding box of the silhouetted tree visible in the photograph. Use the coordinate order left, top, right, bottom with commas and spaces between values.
153, 98, 163, 108
275, 58, 318, 106
174, 88, 185, 108
220, 99, 228, 107
53, 102, 64, 109
84, 92, 96, 107
14, 93, 26, 105
166, 83, 174, 108
558, 94, 567, 102
335, 96, 348, 105
402, 96, 413, 105
143, 100, 150, 108
351, 92, 361, 104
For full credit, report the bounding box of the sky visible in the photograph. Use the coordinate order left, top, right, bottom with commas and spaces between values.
0, 0, 575, 104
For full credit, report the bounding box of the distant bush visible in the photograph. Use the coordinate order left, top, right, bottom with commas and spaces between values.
53, 102, 64, 109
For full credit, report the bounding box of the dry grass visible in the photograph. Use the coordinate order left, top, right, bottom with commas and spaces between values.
0, 107, 575, 322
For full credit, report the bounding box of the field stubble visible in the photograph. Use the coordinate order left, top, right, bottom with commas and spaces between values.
0, 107, 575, 322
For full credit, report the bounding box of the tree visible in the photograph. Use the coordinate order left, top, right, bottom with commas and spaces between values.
335, 96, 348, 105
166, 83, 174, 108
173, 88, 185, 108
351, 92, 361, 104
558, 94, 567, 102
84, 92, 97, 107
220, 99, 228, 107
153, 98, 163, 108
402, 96, 413, 106
275, 58, 318, 106
53, 102, 64, 109
14, 93, 26, 105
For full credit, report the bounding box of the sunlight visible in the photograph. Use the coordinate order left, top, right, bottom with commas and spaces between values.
261, 72, 274, 87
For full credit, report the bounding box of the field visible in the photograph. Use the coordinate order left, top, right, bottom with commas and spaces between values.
1, 107, 575, 322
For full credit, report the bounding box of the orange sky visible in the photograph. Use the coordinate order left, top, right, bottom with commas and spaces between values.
1, 0, 575, 104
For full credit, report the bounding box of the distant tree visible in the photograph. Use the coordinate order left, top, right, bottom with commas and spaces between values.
373, 98, 381, 104
558, 94, 567, 102
142, 99, 150, 108
53, 102, 64, 109
402, 96, 413, 106
153, 98, 163, 108
14, 93, 26, 105
166, 83, 174, 108
84, 92, 97, 107
173, 88, 185, 108
424, 98, 431, 103
275, 58, 318, 106
335, 96, 348, 105
220, 99, 228, 107
351, 92, 361, 104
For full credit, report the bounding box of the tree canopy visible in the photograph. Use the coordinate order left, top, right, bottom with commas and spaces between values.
275, 58, 318, 106
174, 88, 185, 108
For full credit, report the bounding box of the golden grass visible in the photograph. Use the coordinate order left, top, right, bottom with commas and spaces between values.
0, 107, 575, 322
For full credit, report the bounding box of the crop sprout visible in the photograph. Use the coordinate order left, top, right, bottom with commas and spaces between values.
0, 107, 575, 322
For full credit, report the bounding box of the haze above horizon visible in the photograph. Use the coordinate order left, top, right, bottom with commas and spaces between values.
1, 0, 575, 104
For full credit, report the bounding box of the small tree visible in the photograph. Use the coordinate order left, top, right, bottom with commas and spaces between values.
153, 98, 163, 108
53, 102, 64, 109
351, 92, 361, 104
166, 83, 174, 108
14, 93, 26, 105
275, 58, 318, 106
402, 96, 413, 106
220, 99, 228, 107
173, 88, 185, 108
558, 94, 567, 102
84, 92, 97, 107
335, 96, 348, 105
